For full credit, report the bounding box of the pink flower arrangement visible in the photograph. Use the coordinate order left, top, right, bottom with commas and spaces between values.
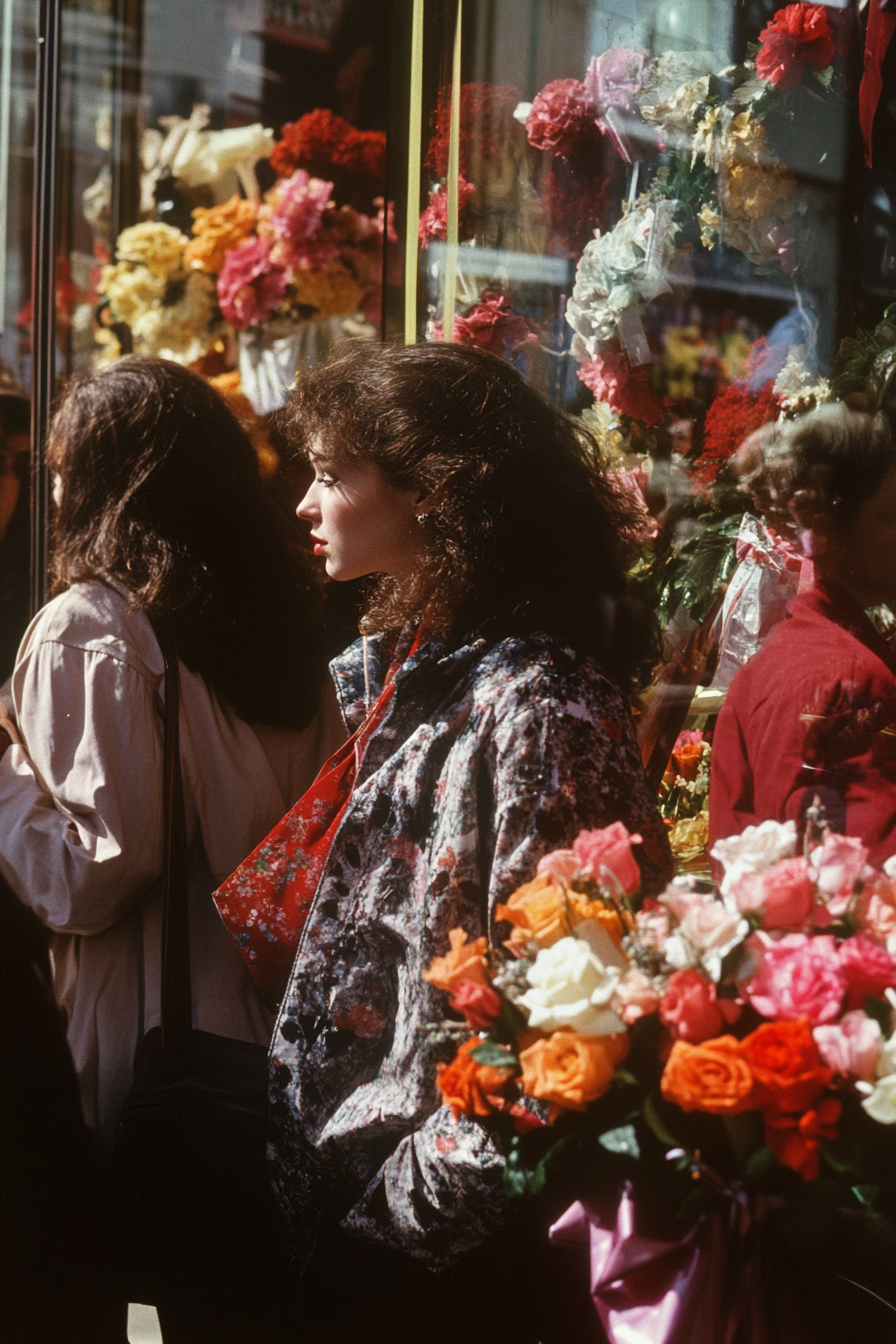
814, 1009, 883, 1082
577, 351, 664, 425
524, 79, 602, 159
418, 176, 476, 243
573, 821, 643, 895
217, 236, 287, 329
755, 3, 836, 91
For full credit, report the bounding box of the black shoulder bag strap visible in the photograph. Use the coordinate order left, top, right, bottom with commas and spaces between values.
154, 624, 193, 1076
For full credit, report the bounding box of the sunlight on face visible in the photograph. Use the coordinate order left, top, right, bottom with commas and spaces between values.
296, 440, 425, 582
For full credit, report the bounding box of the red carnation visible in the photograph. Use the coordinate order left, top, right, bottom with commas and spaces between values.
694, 380, 779, 485
425, 83, 520, 180
756, 4, 835, 91
271, 109, 386, 182
525, 79, 602, 159
434, 292, 536, 360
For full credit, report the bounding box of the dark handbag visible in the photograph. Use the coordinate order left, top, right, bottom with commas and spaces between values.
112, 628, 276, 1308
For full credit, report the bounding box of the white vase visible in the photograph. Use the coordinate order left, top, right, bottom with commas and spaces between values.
237, 316, 348, 415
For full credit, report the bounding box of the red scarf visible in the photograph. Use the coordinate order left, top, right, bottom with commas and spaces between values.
214, 632, 425, 1004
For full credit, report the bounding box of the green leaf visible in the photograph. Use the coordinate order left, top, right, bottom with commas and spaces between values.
643, 1092, 681, 1149
820, 1142, 862, 1180
852, 1185, 882, 1208
745, 1145, 777, 1183
469, 1041, 519, 1070
598, 1124, 640, 1159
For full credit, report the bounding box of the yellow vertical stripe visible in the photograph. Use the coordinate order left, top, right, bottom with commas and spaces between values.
404, 0, 425, 345
441, 0, 463, 342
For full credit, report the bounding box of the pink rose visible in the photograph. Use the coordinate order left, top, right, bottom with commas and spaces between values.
813, 1009, 883, 1082
732, 856, 815, 932
449, 977, 503, 1031
614, 969, 661, 1025
810, 831, 868, 898
660, 969, 741, 1043
745, 933, 845, 1025
679, 897, 744, 954
838, 934, 896, 1011
856, 881, 896, 949
536, 849, 579, 884
573, 822, 643, 895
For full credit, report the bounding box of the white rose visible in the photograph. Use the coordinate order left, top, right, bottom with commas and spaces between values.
519, 936, 625, 1036
861, 1075, 896, 1125
883, 855, 896, 880
711, 820, 797, 896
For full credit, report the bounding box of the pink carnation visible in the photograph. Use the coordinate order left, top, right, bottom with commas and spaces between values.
418, 177, 476, 243
614, 969, 661, 1025
731, 856, 815, 932
838, 934, 896, 1011
217, 237, 287, 329
660, 969, 741, 1043
584, 47, 653, 126
536, 849, 579, 884
265, 170, 333, 242
574, 821, 643, 895
435, 293, 536, 360
449, 977, 503, 1031
674, 730, 704, 750
577, 351, 664, 425
813, 1009, 882, 1082
525, 79, 600, 158
745, 932, 845, 1025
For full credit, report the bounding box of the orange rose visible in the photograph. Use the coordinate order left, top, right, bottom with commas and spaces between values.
673, 742, 704, 782
519, 1029, 629, 1112
741, 1019, 832, 1114
423, 928, 488, 992
436, 1038, 516, 1119
497, 876, 627, 953
661, 1036, 756, 1115
764, 1097, 841, 1181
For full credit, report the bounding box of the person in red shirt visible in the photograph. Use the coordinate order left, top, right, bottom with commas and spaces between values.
710, 401, 896, 867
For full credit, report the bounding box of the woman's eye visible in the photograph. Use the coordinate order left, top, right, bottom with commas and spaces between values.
317, 475, 337, 488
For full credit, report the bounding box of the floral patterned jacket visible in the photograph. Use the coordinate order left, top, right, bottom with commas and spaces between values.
269, 629, 672, 1269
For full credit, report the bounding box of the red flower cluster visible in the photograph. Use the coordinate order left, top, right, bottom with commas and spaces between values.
270, 109, 386, 181
694, 380, 779, 484
577, 350, 664, 425
425, 83, 520, 179
418, 176, 477, 243
525, 78, 602, 160
756, 4, 836, 91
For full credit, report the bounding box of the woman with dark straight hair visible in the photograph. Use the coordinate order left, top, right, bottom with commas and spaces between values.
0, 356, 343, 1341
215, 340, 673, 1343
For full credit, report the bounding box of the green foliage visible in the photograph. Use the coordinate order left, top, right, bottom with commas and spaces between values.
469, 1041, 519, 1070
598, 1124, 641, 1159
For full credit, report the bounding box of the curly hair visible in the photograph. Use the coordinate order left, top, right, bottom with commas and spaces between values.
280, 341, 658, 692
759, 402, 895, 535
49, 357, 326, 730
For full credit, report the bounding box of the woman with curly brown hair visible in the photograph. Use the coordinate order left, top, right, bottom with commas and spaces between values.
215, 340, 673, 1343
710, 401, 896, 864
0, 356, 343, 1341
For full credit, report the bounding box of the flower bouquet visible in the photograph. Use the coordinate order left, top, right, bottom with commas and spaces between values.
423, 816, 896, 1341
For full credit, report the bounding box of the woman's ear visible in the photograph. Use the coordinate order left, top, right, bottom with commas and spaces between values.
414, 480, 448, 518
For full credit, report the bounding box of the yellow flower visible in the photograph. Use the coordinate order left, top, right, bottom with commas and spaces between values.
669, 812, 710, 863
99, 262, 167, 327
115, 221, 188, 278
186, 195, 257, 275
292, 261, 364, 318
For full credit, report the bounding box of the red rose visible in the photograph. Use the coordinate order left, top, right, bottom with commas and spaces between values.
756, 4, 835, 91
660, 969, 741, 1044
741, 1019, 832, 1113
764, 1096, 841, 1181
449, 977, 503, 1030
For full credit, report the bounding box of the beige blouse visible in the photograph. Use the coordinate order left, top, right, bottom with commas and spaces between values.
0, 579, 345, 1140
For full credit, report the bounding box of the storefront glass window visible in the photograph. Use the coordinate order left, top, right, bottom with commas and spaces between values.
405, 0, 896, 872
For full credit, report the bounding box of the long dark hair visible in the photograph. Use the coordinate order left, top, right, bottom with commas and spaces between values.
49, 357, 325, 730
282, 341, 658, 692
